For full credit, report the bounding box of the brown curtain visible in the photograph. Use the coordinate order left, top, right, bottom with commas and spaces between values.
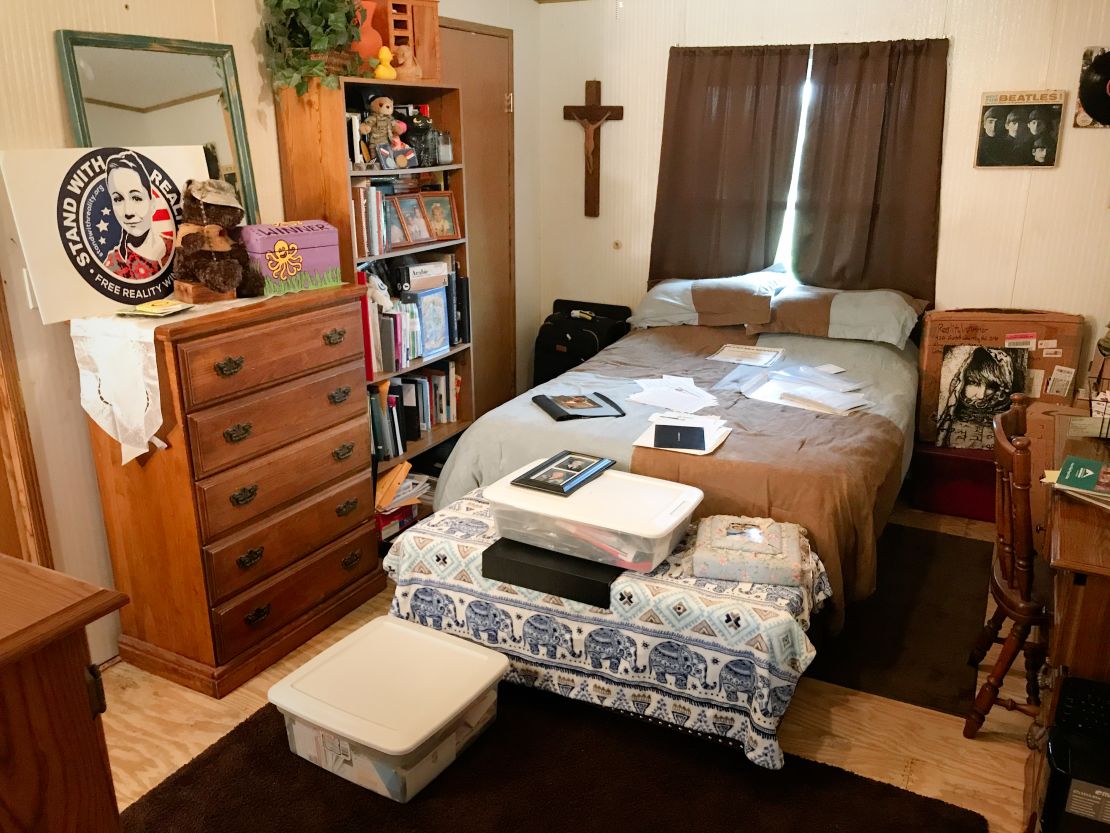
648, 45, 810, 288
793, 39, 948, 301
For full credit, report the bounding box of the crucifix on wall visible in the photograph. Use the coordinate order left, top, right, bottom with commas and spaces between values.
563, 80, 623, 217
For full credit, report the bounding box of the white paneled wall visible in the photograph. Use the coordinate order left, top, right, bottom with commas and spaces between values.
536, 0, 1110, 361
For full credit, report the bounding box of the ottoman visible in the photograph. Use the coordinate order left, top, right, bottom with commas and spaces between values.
268, 616, 508, 802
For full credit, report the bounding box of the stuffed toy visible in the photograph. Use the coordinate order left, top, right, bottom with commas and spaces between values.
394, 44, 422, 81
174, 179, 250, 294
359, 94, 410, 167
373, 45, 397, 80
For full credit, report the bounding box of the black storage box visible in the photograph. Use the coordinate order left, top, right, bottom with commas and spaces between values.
481, 537, 623, 608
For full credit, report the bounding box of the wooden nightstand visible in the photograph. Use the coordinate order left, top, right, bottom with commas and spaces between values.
0, 554, 128, 832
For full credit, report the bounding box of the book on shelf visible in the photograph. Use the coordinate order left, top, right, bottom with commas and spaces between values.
377, 504, 420, 540
456, 275, 471, 344
368, 358, 463, 464
1048, 456, 1110, 510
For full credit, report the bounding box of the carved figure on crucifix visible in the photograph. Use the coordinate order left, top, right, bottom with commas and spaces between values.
563, 80, 623, 217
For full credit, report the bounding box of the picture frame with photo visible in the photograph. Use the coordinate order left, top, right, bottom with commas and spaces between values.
393, 195, 434, 244
974, 90, 1066, 168
383, 197, 409, 249
420, 191, 461, 240
511, 450, 616, 496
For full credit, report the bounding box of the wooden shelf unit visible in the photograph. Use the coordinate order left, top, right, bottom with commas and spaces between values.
275, 76, 475, 502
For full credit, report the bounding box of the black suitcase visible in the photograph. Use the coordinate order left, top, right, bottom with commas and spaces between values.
533, 299, 632, 386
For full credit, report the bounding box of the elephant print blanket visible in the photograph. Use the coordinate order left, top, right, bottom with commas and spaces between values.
383, 491, 831, 769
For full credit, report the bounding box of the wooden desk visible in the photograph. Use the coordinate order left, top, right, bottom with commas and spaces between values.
1024, 436, 1110, 831
0, 554, 128, 833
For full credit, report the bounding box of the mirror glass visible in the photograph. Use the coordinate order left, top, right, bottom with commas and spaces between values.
57, 33, 258, 223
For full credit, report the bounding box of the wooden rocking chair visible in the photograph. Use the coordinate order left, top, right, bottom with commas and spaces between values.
964, 393, 1049, 739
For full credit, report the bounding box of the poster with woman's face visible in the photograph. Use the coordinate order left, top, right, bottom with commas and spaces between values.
935, 345, 1028, 449
0, 145, 207, 324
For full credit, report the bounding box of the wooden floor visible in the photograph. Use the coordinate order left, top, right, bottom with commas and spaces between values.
102, 506, 1032, 832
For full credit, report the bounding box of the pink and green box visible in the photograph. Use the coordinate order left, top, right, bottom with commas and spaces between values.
241, 220, 343, 297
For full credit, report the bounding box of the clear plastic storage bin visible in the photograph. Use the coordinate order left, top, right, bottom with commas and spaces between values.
483, 462, 704, 572
269, 617, 508, 803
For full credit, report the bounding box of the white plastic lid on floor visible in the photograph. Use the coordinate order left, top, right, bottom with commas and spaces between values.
268, 617, 508, 756
483, 461, 704, 539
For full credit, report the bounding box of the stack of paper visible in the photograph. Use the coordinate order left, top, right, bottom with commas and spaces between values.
628, 376, 718, 413
379, 473, 433, 514
707, 344, 783, 367
633, 412, 732, 456
725, 367, 869, 416
771, 365, 861, 393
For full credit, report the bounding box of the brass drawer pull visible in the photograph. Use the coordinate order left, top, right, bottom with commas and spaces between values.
328, 386, 352, 405
229, 485, 258, 506
341, 550, 362, 571
244, 604, 271, 626
332, 442, 355, 462
322, 328, 346, 346
214, 356, 245, 377
236, 546, 264, 570
223, 422, 253, 444
336, 498, 359, 517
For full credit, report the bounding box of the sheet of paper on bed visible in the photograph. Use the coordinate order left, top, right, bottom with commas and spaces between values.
628, 376, 718, 413
633, 412, 731, 456
770, 366, 862, 393
734, 371, 868, 415
707, 344, 784, 367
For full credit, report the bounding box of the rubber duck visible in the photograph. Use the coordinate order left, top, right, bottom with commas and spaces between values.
373, 45, 397, 80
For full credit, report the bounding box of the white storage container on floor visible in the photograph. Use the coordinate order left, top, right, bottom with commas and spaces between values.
484, 462, 703, 572
268, 616, 508, 803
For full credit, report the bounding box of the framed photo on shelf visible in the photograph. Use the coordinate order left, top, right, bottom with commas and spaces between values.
394, 195, 434, 244
415, 286, 450, 359
510, 450, 615, 496
420, 191, 461, 240
383, 198, 409, 249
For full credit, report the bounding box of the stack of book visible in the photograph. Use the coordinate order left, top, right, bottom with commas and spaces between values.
368, 361, 462, 462
375, 461, 435, 541
361, 256, 470, 377
1046, 455, 1110, 511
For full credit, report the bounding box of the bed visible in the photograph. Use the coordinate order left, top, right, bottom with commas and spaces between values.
437, 325, 918, 628
384, 490, 832, 769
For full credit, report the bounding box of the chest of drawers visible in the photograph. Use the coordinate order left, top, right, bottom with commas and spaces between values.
87, 286, 384, 697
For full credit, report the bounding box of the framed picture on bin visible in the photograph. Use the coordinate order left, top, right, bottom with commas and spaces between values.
393, 196, 434, 244
511, 450, 615, 496
420, 191, 461, 240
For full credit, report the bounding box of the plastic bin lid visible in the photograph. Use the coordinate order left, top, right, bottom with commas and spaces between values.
268, 617, 508, 756
483, 461, 704, 539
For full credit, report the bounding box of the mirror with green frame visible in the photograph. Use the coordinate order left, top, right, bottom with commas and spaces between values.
55, 30, 260, 224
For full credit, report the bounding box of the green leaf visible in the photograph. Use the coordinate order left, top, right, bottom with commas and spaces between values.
322, 75, 340, 89
311, 34, 329, 51
281, 0, 300, 9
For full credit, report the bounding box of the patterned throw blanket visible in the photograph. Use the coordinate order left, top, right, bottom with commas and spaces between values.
384, 491, 831, 769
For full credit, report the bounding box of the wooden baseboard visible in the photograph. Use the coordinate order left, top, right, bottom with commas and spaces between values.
118, 569, 387, 698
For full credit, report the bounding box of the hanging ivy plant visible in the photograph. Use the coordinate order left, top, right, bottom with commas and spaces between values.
263, 0, 371, 95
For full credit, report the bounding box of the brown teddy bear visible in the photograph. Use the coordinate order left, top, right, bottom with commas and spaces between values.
174, 179, 251, 294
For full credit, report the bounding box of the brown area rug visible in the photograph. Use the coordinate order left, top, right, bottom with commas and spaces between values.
122, 682, 986, 833
807, 524, 992, 715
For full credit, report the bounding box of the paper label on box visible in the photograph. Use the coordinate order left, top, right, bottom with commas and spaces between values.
1025, 368, 1045, 398
1046, 365, 1076, 398
322, 732, 352, 764
1043, 347, 1063, 358
1038, 339, 1057, 349
1004, 332, 1038, 349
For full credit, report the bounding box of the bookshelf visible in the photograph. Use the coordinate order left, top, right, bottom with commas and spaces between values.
275, 76, 476, 522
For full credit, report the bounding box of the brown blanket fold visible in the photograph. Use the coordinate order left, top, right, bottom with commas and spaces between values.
578, 325, 906, 631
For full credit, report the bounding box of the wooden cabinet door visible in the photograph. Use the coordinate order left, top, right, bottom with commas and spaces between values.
441, 22, 516, 416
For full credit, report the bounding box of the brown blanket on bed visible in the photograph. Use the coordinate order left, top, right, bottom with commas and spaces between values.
579, 326, 906, 630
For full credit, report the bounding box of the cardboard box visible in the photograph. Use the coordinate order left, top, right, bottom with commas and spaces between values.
917, 309, 1085, 444
1026, 401, 1087, 553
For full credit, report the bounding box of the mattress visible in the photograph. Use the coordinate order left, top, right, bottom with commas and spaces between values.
384, 490, 832, 769
436, 325, 918, 627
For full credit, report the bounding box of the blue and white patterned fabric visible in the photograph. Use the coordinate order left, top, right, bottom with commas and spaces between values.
383, 491, 832, 769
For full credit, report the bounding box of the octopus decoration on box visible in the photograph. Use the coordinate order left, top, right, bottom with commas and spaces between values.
241, 220, 343, 297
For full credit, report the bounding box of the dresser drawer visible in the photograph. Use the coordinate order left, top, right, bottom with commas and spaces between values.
203, 469, 374, 603
212, 524, 377, 662
196, 417, 371, 540
187, 360, 365, 478
178, 302, 363, 410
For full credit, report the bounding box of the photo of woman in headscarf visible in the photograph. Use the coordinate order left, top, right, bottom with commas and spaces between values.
102, 150, 175, 281
935, 345, 1028, 449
